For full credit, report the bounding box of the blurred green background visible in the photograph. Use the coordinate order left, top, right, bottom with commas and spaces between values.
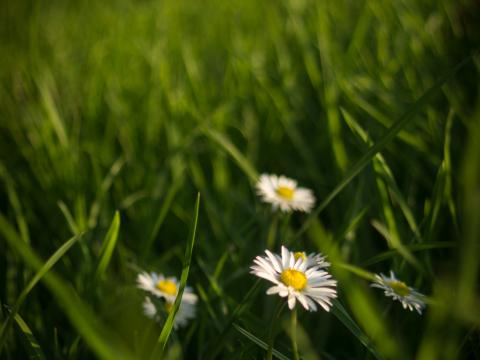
1, 0, 479, 359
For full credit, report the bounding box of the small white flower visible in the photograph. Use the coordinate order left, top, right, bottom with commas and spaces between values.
256, 173, 316, 213
142, 296, 197, 329
371, 271, 426, 314
250, 246, 337, 311
136, 272, 197, 304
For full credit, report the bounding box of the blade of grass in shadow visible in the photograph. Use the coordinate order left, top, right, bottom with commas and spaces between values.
95, 211, 120, 281
288, 53, 474, 244
202, 129, 258, 182
0, 214, 135, 360
362, 242, 456, 267
204, 280, 262, 360
331, 300, 383, 360
233, 323, 290, 360
151, 193, 200, 359
0, 232, 84, 353
342, 108, 422, 242
12, 311, 46, 360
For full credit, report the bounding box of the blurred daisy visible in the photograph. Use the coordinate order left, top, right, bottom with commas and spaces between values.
293, 250, 330, 269
371, 271, 426, 314
256, 174, 316, 213
142, 296, 197, 329
250, 246, 337, 311
136, 272, 197, 304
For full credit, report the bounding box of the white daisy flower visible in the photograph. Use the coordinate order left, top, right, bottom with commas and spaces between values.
136, 272, 198, 304
142, 296, 197, 329
256, 173, 316, 213
250, 246, 337, 311
371, 271, 426, 314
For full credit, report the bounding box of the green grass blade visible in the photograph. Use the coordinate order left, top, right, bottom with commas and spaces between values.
151, 192, 200, 359
233, 323, 290, 360
290, 53, 474, 243
0, 214, 135, 360
331, 300, 383, 360
362, 242, 457, 267
203, 129, 258, 182
95, 211, 120, 281
144, 179, 183, 255
0, 232, 83, 353
12, 312, 46, 360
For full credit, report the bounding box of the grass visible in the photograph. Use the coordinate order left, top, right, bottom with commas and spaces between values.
1, 0, 479, 359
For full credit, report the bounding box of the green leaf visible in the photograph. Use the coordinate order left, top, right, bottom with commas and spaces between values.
151, 192, 200, 359
95, 211, 120, 280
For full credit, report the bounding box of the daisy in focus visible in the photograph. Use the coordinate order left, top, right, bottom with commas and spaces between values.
250, 246, 337, 311
142, 296, 197, 329
256, 173, 316, 213
371, 271, 426, 314
136, 272, 198, 328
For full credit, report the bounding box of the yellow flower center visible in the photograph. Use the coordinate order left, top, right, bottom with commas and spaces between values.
389, 280, 411, 297
294, 252, 307, 262
156, 280, 177, 296
276, 186, 295, 200
280, 269, 307, 291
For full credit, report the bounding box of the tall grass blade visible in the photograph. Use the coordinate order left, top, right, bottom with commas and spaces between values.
203, 129, 258, 182
12, 312, 46, 360
291, 54, 474, 242
0, 232, 83, 353
95, 211, 120, 281
0, 215, 135, 360
233, 323, 290, 360
151, 192, 200, 359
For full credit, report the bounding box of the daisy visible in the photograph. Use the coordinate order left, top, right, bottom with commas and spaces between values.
250, 246, 337, 311
136, 272, 198, 304
256, 173, 316, 213
142, 296, 197, 329
371, 271, 426, 314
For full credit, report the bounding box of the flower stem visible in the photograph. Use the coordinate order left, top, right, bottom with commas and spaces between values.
266, 213, 279, 250
266, 301, 285, 360
291, 307, 300, 360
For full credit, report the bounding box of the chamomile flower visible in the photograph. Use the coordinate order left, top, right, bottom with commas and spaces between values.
250, 246, 337, 311
136, 272, 198, 304
371, 271, 426, 314
256, 173, 316, 213
142, 296, 197, 329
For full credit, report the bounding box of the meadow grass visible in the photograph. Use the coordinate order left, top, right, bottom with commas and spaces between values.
1, 0, 479, 359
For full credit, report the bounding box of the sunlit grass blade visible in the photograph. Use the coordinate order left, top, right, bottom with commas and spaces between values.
95, 211, 120, 281
12, 312, 46, 360
87, 157, 124, 229
151, 192, 200, 359
0, 214, 135, 360
0, 232, 84, 353
290, 53, 474, 243
203, 129, 258, 182
362, 242, 457, 267
233, 323, 290, 360
342, 108, 422, 241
